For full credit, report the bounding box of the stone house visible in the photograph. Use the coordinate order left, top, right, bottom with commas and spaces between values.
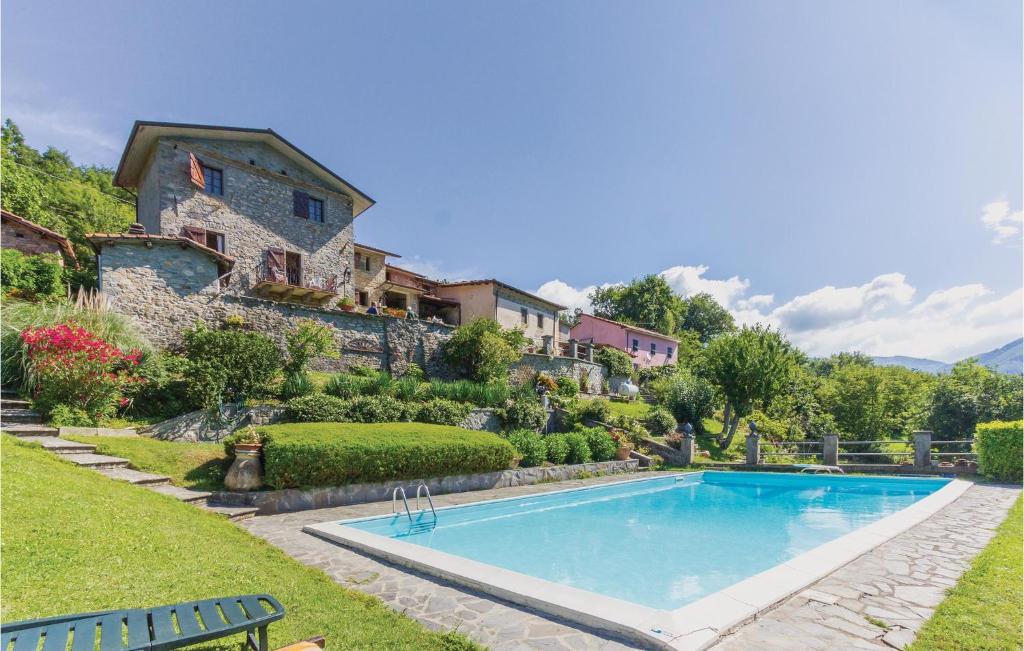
351, 243, 457, 321
431, 280, 565, 349
571, 313, 679, 369
1, 210, 78, 267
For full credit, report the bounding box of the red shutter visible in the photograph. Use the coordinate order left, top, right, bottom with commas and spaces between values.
182, 225, 205, 244
188, 153, 205, 189
293, 190, 309, 218
266, 248, 286, 282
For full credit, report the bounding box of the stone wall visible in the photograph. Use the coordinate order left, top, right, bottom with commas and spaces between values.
512, 353, 607, 394
212, 459, 640, 514
1, 221, 66, 261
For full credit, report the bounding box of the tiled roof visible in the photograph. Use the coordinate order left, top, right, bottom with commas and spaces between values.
1, 210, 78, 264
437, 279, 567, 310
86, 232, 235, 268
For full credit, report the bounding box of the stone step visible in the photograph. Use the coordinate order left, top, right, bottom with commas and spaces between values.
57, 452, 129, 469
19, 436, 96, 454
94, 467, 172, 486
147, 484, 212, 504
1, 399, 31, 409
2, 424, 59, 436
1, 408, 43, 424
204, 503, 260, 522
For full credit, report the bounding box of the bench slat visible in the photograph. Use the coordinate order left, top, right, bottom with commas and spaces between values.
123, 611, 149, 650
99, 614, 124, 651
239, 597, 267, 621
169, 608, 200, 640
12, 627, 42, 651
195, 603, 225, 634
215, 601, 247, 627
148, 609, 177, 645
40, 623, 72, 651
69, 621, 96, 651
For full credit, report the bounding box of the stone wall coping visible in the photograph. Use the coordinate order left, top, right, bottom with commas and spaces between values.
212, 459, 639, 514
59, 426, 138, 437
520, 351, 603, 369
230, 293, 456, 329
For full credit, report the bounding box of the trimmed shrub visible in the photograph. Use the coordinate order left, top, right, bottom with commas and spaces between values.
506, 429, 547, 467
544, 433, 570, 464
415, 399, 472, 426
564, 432, 593, 464
649, 370, 716, 433
498, 399, 548, 431
974, 420, 1023, 482
443, 318, 528, 382
285, 393, 349, 422
577, 426, 617, 461
645, 408, 678, 437
181, 325, 281, 405
261, 422, 516, 488
48, 404, 93, 427
555, 377, 579, 398
344, 395, 408, 423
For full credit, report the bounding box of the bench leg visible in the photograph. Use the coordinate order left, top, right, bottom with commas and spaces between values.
245, 626, 268, 651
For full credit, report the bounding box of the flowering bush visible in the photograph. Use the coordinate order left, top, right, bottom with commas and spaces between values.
21, 322, 143, 420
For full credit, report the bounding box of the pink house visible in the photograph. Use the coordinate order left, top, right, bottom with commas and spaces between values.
570, 314, 679, 370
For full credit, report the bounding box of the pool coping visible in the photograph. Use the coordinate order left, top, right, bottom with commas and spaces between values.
303, 472, 971, 650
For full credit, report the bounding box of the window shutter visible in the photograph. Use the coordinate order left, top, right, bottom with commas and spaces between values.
354, 252, 362, 270
182, 225, 205, 244
266, 247, 286, 282
188, 153, 205, 189
293, 190, 309, 218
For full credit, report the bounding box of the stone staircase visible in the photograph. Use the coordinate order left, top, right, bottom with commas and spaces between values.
1, 387, 257, 522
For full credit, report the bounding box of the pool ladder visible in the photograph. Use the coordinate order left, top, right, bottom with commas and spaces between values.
392, 484, 437, 522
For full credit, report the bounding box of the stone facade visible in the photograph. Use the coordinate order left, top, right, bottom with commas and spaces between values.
213, 459, 639, 514
137, 137, 357, 304
1, 220, 66, 261
512, 352, 607, 394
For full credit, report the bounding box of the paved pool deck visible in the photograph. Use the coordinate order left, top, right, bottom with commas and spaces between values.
241, 475, 1019, 650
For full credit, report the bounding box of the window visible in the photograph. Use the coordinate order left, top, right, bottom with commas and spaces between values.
355, 253, 371, 272
537, 313, 544, 329
202, 165, 223, 196
308, 197, 324, 223
205, 230, 225, 253
632, 339, 639, 352
521, 307, 528, 324
650, 342, 657, 354
667, 347, 674, 358
285, 251, 302, 286
357, 291, 369, 307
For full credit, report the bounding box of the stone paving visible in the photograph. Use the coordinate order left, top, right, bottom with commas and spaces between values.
242, 477, 1020, 651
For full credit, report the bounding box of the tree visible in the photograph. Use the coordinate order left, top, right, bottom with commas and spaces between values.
926, 360, 1023, 442
816, 364, 932, 441
443, 318, 527, 382
284, 319, 339, 377
807, 351, 875, 377
588, 275, 685, 336
703, 325, 796, 449
648, 368, 718, 433
679, 293, 735, 343
595, 345, 634, 378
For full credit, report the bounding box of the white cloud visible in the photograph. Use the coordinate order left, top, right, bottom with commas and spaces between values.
535, 279, 621, 314
536, 268, 1022, 362
660, 265, 750, 307
980, 199, 1023, 245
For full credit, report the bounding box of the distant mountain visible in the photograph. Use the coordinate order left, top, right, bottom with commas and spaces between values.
873, 355, 950, 373
872, 338, 1023, 375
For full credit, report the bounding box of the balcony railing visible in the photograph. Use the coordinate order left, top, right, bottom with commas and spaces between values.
252, 261, 339, 306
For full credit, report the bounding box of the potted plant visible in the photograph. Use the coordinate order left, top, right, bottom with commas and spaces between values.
224, 426, 266, 491
611, 430, 634, 461
338, 296, 355, 312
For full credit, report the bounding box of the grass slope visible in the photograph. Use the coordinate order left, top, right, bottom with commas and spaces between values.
908, 495, 1023, 651
66, 435, 228, 490
0, 437, 478, 650
605, 400, 651, 419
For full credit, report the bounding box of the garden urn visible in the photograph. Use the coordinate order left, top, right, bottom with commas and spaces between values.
225, 443, 263, 491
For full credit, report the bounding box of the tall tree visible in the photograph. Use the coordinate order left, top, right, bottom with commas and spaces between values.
588, 274, 685, 335
926, 360, 1023, 442
703, 325, 796, 449
679, 292, 735, 343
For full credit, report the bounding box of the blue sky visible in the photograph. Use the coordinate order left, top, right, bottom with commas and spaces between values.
3, 0, 1021, 360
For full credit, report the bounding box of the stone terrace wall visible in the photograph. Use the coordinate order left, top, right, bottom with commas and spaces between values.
99, 241, 455, 376
512, 353, 607, 394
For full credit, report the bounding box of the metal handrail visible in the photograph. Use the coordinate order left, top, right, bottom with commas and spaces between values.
392, 486, 413, 521
416, 483, 437, 519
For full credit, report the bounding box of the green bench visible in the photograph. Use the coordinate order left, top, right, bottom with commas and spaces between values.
1, 595, 285, 651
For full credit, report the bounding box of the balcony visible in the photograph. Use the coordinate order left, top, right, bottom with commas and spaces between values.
252, 262, 339, 307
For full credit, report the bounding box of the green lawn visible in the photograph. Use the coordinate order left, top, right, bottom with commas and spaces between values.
0, 437, 479, 650
908, 495, 1022, 651
605, 400, 651, 419
66, 435, 228, 490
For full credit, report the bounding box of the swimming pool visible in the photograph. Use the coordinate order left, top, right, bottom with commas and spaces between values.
306, 471, 965, 649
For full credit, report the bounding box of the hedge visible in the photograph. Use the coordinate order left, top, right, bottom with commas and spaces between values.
974, 420, 1023, 482
260, 422, 516, 488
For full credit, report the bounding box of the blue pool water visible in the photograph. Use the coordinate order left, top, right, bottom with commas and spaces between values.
343, 471, 948, 609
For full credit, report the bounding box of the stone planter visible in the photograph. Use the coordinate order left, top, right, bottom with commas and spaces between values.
224, 443, 263, 491
615, 446, 632, 461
